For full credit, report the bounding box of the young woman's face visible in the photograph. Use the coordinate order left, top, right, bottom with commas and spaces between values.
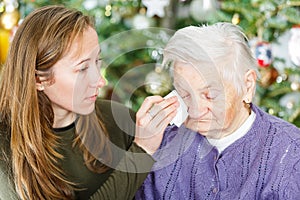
43, 27, 105, 122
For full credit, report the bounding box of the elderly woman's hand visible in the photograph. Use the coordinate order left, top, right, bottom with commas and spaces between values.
134, 95, 179, 155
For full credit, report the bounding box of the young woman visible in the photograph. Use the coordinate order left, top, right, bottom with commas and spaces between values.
0, 5, 178, 200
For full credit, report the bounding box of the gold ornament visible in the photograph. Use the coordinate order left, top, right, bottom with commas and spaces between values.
258, 67, 279, 88
0, 10, 19, 30
0, 28, 10, 63
232, 13, 240, 25
145, 64, 172, 95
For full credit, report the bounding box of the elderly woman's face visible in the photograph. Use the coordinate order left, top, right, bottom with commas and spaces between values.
173, 61, 246, 139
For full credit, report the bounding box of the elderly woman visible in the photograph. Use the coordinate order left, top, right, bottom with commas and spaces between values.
135, 22, 300, 199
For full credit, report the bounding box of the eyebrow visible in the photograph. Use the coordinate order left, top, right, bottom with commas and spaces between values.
74, 48, 101, 67
174, 80, 220, 92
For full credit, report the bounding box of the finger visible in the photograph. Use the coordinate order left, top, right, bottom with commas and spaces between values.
149, 96, 178, 118
136, 96, 164, 126
136, 108, 177, 140
155, 109, 177, 133
136, 96, 163, 119
143, 97, 178, 128
142, 109, 177, 140
151, 101, 178, 129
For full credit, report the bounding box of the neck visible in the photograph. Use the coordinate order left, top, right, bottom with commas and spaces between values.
209, 105, 251, 139
51, 105, 76, 128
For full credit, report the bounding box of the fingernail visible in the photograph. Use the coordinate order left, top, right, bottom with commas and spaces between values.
138, 120, 144, 126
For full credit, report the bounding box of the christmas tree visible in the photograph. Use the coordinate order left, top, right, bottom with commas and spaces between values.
4, 0, 300, 126
211, 0, 300, 127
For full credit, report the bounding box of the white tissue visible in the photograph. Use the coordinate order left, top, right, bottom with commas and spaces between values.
164, 90, 188, 127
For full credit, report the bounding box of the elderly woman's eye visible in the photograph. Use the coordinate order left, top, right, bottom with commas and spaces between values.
206, 95, 214, 100
206, 91, 219, 100
181, 94, 190, 99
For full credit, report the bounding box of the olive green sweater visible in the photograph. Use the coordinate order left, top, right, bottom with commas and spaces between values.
0, 99, 155, 200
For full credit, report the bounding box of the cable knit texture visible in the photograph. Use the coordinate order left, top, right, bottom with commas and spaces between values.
135, 104, 300, 200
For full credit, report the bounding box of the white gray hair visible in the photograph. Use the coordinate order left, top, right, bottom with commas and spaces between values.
163, 22, 258, 95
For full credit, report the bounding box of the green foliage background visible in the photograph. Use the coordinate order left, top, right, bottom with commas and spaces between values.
19, 0, 300, 126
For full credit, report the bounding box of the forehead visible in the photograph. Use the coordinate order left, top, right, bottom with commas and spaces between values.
65, 27, 100, 60
173, 61, 222, 87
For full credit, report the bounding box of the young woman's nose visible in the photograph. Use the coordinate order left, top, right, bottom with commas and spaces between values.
97, 75, 106, 88
89, 65, 106, 88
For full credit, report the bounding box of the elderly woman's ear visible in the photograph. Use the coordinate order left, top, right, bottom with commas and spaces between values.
243, 69, 257, 104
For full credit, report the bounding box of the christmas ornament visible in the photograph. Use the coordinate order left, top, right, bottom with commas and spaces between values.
0, 9, 19, 30
288, 25, 300, 66
132, 14, 154, 29
0, 0, 19, 63
289, 74, 300, 91
142, 0, 170, 18
83, 0, 99, 10
145, 64, 172, 95
258, 67, 278, 88
291, 82, 300, 91
0, 28, 10, 63
231, 13, 240, 25
189, 0, 218, 22
104, 4, 112, 17
255, 42, 272, 67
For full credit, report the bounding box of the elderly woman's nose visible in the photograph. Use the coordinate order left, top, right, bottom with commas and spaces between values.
188, 100, 208, 118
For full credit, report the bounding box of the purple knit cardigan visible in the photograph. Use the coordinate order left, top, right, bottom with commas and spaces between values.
135, 104, 300, 200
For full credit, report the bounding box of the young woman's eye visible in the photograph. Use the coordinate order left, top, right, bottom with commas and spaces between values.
96, 58, 102, 67
78, 66, 89, 72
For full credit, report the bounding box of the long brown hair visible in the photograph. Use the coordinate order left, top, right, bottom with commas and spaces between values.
0, 5, 111, 199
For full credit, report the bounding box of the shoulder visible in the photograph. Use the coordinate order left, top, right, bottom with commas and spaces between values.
250, 104, 300, 161
95, 99, 136, 149
0, 120, 10, 161
0, 121, 17, 199
96, 99, 136, 122
252, 104, 300, 138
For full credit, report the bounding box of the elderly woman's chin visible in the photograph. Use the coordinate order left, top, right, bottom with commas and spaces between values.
184, 118, 213, 136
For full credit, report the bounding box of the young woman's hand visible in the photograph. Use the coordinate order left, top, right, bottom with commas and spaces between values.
134, 95, 179, 155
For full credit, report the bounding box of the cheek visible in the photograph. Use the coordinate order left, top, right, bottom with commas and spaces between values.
223, 95, 239, 126
45, 77, 76, 103
224, 103, 235, 124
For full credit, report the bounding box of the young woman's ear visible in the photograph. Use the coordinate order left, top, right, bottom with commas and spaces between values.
36, 82, 45, 91
243, 69, 257, 103
35, 70, 52, 91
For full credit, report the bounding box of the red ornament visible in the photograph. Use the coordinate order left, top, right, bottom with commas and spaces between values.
255, 42, 272, 68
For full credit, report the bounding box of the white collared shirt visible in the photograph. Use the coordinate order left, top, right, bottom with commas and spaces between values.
207, 111, 256, 153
